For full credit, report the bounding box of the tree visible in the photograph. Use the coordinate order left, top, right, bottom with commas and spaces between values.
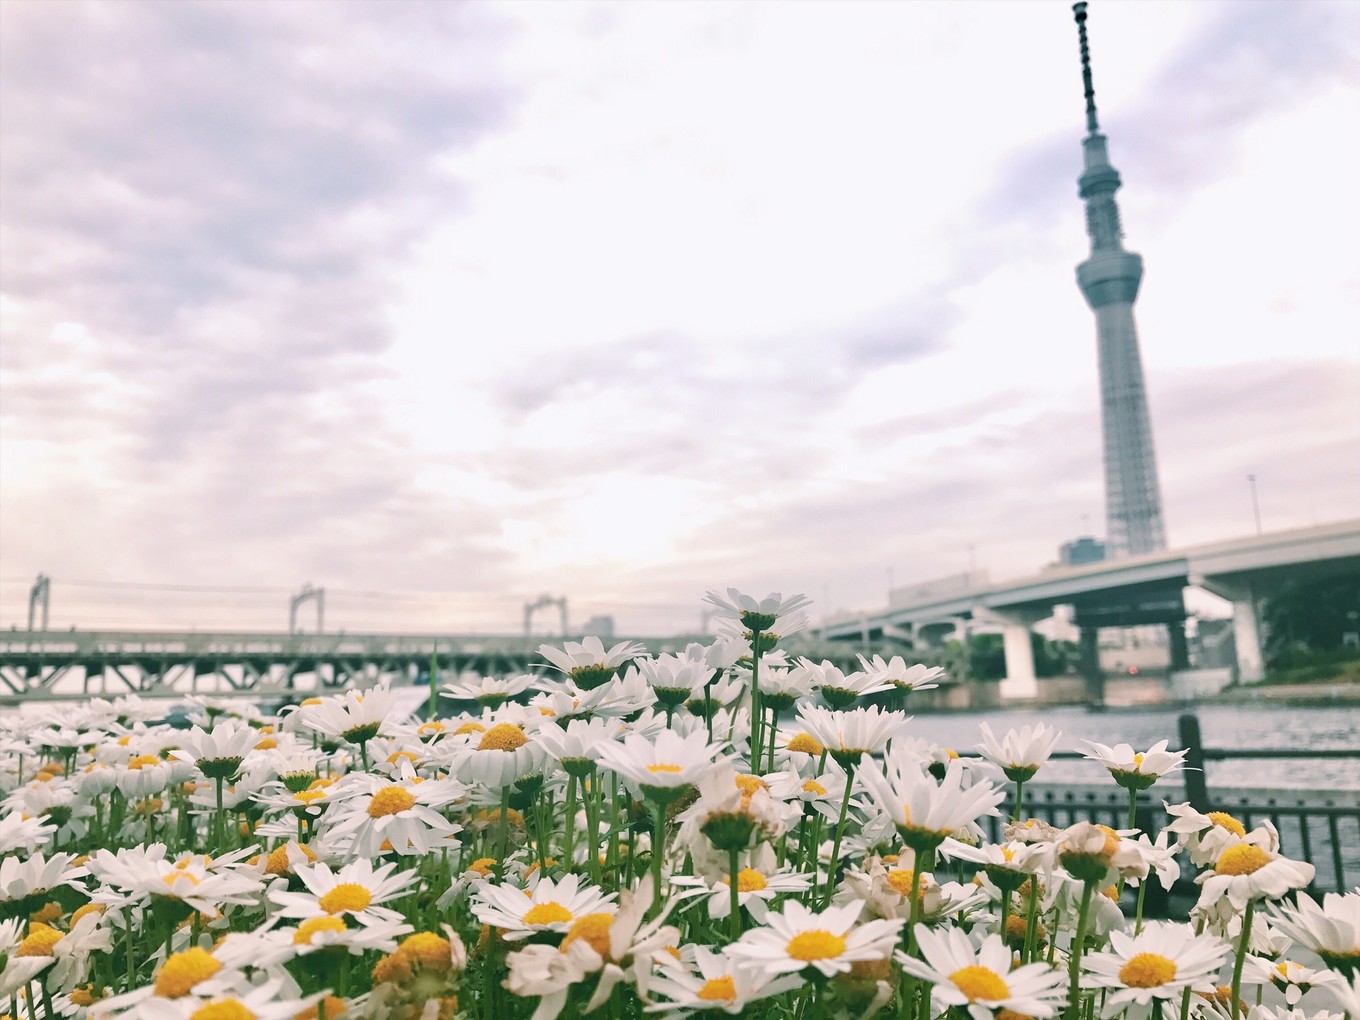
1262, 574, 1360, 660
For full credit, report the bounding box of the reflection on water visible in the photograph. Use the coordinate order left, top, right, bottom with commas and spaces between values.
905, 704, 1360, 791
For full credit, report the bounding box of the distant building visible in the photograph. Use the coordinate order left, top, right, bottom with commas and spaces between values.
1060, 537, 1107, 567
581, 615, 615, 640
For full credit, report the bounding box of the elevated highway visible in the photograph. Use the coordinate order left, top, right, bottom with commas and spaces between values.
823, 519, 1360, 700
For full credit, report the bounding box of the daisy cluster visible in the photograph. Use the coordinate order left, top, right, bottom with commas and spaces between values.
0, 587, 1356, 1020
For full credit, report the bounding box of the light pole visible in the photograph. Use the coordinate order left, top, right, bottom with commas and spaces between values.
1247, 475, 1262, 536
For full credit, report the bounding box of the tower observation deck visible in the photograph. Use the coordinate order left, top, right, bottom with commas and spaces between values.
1072, 2, 1167, 557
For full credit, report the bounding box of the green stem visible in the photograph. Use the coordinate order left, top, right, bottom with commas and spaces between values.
821, 765, 855, 907
1022, 877, 1041, 963
1065, 881, 1096, 1020
650, 797, 666, 916
1126, 786, 1139, 832
498, 786, 511, 861
563, 774, 577, 871
1134, 880, 1148, 934
1014, 779, 1025, 822
728, 847, 742, 940
1229, 900, 1254, 1019
427, 651, 440, 721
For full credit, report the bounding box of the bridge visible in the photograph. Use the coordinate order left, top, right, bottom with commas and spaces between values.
822, 519, 1360, 703
0, 627, 867, 707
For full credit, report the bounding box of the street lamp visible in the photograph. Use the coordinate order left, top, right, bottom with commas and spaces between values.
1247, 475, 1262, 536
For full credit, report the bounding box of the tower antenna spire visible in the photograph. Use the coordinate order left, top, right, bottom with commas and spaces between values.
1072, 2, 1100, 135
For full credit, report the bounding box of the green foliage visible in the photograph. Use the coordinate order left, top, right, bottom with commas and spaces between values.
1262, 574, 1360, 659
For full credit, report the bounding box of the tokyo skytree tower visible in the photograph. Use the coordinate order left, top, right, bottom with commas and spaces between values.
1072, 2, 1167, 557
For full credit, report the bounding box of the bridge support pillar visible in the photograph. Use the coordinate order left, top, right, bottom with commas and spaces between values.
976, 608, 1049, 701
1079, 626, 1104, 707
1194, 577, 1266, 684
1168, 620, 1190, 671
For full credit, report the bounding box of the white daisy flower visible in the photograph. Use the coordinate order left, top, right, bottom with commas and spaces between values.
855, 654, 946, 694
727, 900, 903, 978
635, 653, 714, 711
447, 720, 548, 790
702, 589, 812, 634
168, 719, 266, 781
1194, 834, 1316, 913
301, 684, 406, 750
471, 873, 617, 941
538, 636, 647, 691
325, 770, 464, 857
975, 721, 1062, 782
535, 717, 625, 774
671, 865, 812, 923
898, 925, 1067, 1020
858, 752, 1004, 854
1083, 921, 1229, 1015
1264, 888, 1360, 972
0, 851, 83, 911
1079, 738, 1188, 790
595, 729, 729, 800
269, 857, 418, 926
646, 945, 804, 1015
0, 811, 56, 855
442, 673, 537, 708
793, 705, 912, 768
1163, 801, 1256, 866
1242, 954, 1342, 1006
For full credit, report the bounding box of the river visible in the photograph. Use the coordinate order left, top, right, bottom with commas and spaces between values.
901, 703, 1360, 792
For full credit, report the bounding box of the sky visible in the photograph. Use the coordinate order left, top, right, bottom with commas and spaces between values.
1, 0, 1358, 637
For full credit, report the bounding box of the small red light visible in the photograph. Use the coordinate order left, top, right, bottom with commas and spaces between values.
1127, 666, 1139, 675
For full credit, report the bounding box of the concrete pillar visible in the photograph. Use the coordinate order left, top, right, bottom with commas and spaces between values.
1232, 596, 1265, 683
1079, 626, 1104, 707
1002, 624, 1037, 700
975, 607, 1049, 702
1168, 620, 1190, 671
1194, 576, 1266, 685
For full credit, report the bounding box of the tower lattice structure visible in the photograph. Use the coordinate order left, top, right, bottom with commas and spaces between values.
1072, 2, 1167, 557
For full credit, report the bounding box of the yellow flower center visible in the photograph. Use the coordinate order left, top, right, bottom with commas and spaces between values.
255, 737, 277, 750
696, 976, 738, 1002
1133, 753, 1145, 769
190, 1001, 256, 1020
294, 790, 327, 805
721, 869, 768, 893
801, 779, 827, 796
300, 697, 323, 706
560, 912, 615, 958
71, 903, 106, 925
1275, 961, 1296, 979
69, 986, 104, 1007
1119, 953, 1177, 988
295, 916, 348, 945
477, 724, 528, 751
398, 931, 453, 970
386, 751, 418, 766
950, 965, 1010, 1002
454, 721, 487, 735
1207, 812, 1247, 837
16, 924, 62, 957
368, 786, 417, 818
468, 857, 497, 877
419, 721, 446, 734
29, 902, 61, 924
646, 763, 684, 774
523, 902, 573, 926
785, 930, 847, 962
155, 948, 223, 997
319, 884, 373, 915
885, 869, 919, 897
734, 774, 767, 795
127, 754, 160, 770
786, 733, 824, 755
1216, 845, 1271, 876
265, 843, 317, 876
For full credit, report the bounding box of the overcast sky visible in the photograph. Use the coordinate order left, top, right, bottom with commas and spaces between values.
1, 0, 1357, 636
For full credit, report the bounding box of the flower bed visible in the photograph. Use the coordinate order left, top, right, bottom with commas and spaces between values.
1, 588, 1356, 1020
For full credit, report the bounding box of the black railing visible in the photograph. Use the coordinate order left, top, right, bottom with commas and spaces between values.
972, 713, 1360, 896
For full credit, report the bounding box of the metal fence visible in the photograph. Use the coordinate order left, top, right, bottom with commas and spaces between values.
974, 713, 1360, 897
